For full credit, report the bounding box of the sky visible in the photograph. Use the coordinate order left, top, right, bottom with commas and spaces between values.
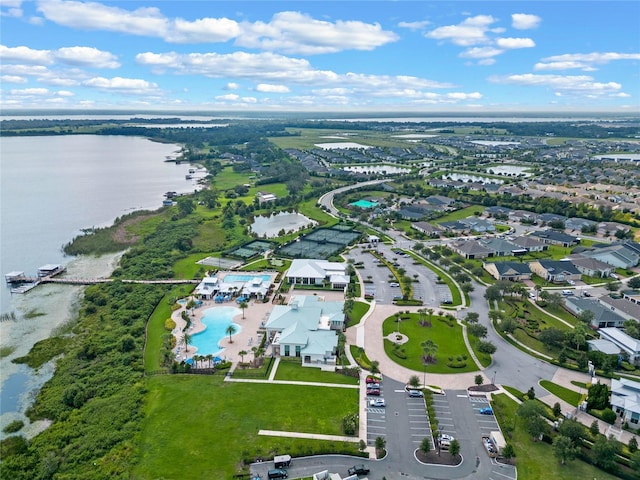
1, 1, 639, 113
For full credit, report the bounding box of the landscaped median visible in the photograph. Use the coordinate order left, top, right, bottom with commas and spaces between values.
382, 311, 478, 374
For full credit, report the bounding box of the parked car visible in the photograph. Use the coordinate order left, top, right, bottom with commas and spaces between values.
389, 282, 400, 287
347, 464, 370, 476
610, 273, 619, 279
408, 389, 424, 398
368, 382, 380, 389
393, 295, 403, 300
267, 468, 288, 479
567, 280, 575, 285
366, 375, 381, 384
479, 407, 494, 415
438, 433, 454, 446
369, 398, 386, 407
366, 387, 381, 396
583, 291, 592, 297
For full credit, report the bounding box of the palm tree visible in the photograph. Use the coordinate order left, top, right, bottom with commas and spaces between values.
206, 354, 213, 368
421, 339, 438, 364
226, 324, 237, 343
182, 332, 192, 355
239, 350, 248, 363
239, 300, 248, 319
427, 308, 434, 326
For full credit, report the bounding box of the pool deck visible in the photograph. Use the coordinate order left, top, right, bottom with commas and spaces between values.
171, 289, 345, 365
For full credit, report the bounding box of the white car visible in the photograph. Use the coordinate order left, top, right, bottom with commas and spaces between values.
438, 434, 454, 446
369, 398, 386, 408
610, 273, 619, 279
567, 280, 575, 285
389, 282, 400, 287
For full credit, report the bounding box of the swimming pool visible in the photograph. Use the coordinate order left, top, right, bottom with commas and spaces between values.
223, 274, 271, 283
190, 306, 242, 356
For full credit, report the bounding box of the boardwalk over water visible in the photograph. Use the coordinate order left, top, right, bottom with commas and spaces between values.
8, 275, 199, 293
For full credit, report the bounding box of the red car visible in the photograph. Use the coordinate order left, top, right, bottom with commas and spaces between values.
366, 388, 381, 396
366, 376, 381, 384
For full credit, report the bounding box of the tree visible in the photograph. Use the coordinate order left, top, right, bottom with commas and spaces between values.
181, 332, 192, 355
239, 300, 248, 319
448, 439, 460, 457
590, 420, 600, 437
552, 402, 562, 418
570, 323, 588, 351
177, 197, 195, 217
527, 386, 536, 400
475, 374, 484, 386
538, 328, 565, 349
628, 277, 640, 290
631, 451, 640, 472
629, 436, 638, 454
238, 350, 247, 363
465, 312, 480, 324
477, 340, 497, 354
605, 281, 622, 292
420, 437, 431, 455
225, 324, 237, 343
409, 375, 421, 389
375, 436, 386, 456
553, 435, 579, 465
558, 418, 584, 445
502, 443, 515, 462
468, 323, 488, 339
421, 339, 438, 364
370, 360, 380, 375
576, 310, 595, 326
587, 382, 610, 410
593, 435, 622, 470
499, 317, 518, 334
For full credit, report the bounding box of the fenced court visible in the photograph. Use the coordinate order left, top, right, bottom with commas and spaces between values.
227, 240, 275, 259
276, 227, 361, 259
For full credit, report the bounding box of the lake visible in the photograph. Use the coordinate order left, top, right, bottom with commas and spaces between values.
0, 134, 194, 430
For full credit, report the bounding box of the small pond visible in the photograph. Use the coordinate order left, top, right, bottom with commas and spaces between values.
343, 165, 410, 175
250, 212, 316, 238
442, 173, 503, 184
486, 165, 532, 176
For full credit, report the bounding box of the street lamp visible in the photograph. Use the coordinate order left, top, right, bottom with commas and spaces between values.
492, 370, 497, 385
423, 364, 427, 388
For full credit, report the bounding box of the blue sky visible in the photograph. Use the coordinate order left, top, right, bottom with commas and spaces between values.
1, 1, 639, 112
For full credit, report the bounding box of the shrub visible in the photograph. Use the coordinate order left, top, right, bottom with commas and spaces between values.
2, 420, 24, 434
602, 408, 617, 424
164, 318, 176, 330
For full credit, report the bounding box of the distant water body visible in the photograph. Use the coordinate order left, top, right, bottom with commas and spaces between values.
0, 134, 195, 430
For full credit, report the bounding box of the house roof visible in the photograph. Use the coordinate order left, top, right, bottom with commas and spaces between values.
611, 378, 640, 415
588, 339, 622, 355
568, 255, 614, 272
565, 298, 626, 325
412, 221, 442, 233
535, 259, 581, 276
531, 229, 578, 244
580, 244, 639, 267
287, 259, 346, 280
600, 327, 640, 352
480, 238, 519, 253
599, 297, 640, 321
512, 235, 546, 248
453, 240, 493, 256
490, 261, 532, 276
302, 330, 338, 356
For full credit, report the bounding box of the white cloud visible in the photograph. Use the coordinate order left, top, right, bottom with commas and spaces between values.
216, 93, 239, 101
397, 20, 430, 30
237, 11, 398, 54
56, 90, 74, 96
255, 83, 290, 93
489, 73, 624, 97
535, 52, 640, 71
0, 44, 52, 63
0, 44, 119, 68
425, 15, 496, 46
9, 87, 49, 95
495, 37, 535, 49
0, 0, 22, 17
0, 74, 27, 83
170, 17, 240, 43
54, 46, 120, 68
460, 47, 504, 59
511, 13, 541, 30
83, 76, 160, 94
36, 2, 398, 54
214, 93, 257, 104
224, 82, 240, 90
37, 0, 169, 37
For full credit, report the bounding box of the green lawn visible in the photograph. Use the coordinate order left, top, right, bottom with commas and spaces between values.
133, 375, 360, 479
539, 380, 584, 407
491, 393, 621, 480
434, 205, 485, 223
348, 301, 370, 326
273, 359, 358, 385
382, 313, 478, 373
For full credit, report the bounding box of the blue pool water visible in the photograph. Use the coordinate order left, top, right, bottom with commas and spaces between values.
350, 199, 378, 208
191, 306, 242, 356
223, 274, 271, 283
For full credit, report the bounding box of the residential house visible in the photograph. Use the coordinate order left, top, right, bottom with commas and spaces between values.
598, 221, 631, 237
511, 235, 548, 253
610, 378, 640, 425
530, 230, 579, 247
480, 238, 525, 257
567, 255, 615, 278
450, 240, 493, 259
564, 297, 625, 328
578, 243, 640, 269
411, 222, 443, 237
598, 296, 640, 323
425, 195, 456, 209
565, 217, 598, 232
440, 220, 468, 234
509, 209, 538, 223
485, 206, 513, 219
592, 328, 640, 363
264, 295, 344, 368
286, 259, 349, 289
483, 261, 532, 281
460, 217, 496, 233
257, 191, 277, 204
529, 259, 581, 283
537, 213, 568, 225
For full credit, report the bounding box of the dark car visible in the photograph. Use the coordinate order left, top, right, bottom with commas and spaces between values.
347, 464, 370, 476
267, 468, 288, 479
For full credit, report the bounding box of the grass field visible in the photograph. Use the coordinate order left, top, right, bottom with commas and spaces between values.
134, 375, 360, 479
382, 313, 477, 374
273, 359, 359, 385
348, 301, 371, 326
491, 393, 621, 480
539, 380, 584, 406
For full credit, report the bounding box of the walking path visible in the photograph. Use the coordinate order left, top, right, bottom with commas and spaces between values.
258, 429, 361, 443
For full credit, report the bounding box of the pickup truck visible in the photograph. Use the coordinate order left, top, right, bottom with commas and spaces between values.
347, 464, 370, 476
